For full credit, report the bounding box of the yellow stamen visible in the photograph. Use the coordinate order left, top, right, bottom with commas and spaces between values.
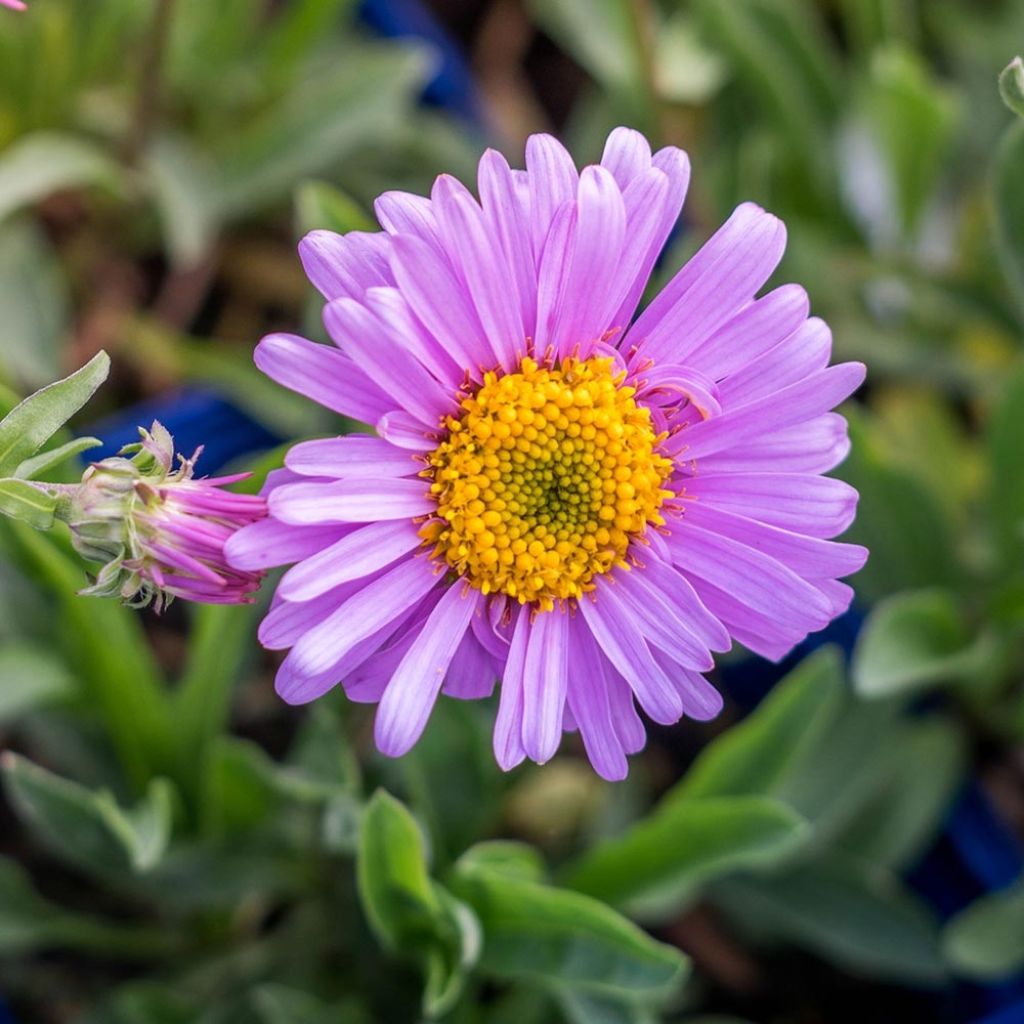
421, 356, 673, 611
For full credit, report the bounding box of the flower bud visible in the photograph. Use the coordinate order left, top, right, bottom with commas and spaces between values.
67, 422, 267, 610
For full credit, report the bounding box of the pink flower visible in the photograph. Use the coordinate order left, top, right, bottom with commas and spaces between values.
228, 127, 867, 779
69, 422, 267, 611
1, 1, 27, 11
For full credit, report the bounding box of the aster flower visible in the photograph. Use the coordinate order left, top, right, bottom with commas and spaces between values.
0, 1, 27, 10
227, 127, 867, 780
68, 422, 266, 611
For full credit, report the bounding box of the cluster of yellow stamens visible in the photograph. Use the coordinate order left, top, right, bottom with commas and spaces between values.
421, 355, 674, 610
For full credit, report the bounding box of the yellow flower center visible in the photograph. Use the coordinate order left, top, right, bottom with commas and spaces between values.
421, 356, 674, 610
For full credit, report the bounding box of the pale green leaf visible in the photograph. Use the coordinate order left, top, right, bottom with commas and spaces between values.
0, 350, 109, 476
852, 589, 995, 697
0, 642, 75, 722
0, 478, 57, 529
942, 876, 1024, 978
562, 796, 808, 920
15, 436, 101, 480
0, 132, 123, 223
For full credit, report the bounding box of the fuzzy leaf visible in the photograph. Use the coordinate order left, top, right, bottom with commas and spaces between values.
15, 436, 102, 480
942, 876, 1024, 978
1, 754, 174, 876
675, 647, 844, 801
451, 854, 686, 1002
0, 477, 57, 529
852, 589, 996, 698
0, 350, 109, 476
562, 796, 808, 920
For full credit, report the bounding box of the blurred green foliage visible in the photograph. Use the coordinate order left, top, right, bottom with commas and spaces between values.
2, 0, 1024, 1021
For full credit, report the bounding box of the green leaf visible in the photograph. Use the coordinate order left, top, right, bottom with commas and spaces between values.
174, 601, 260, 812
0, 857, 177, 959
458, 841, 547, 884
860, 46, 960, 236
14, 436, 101, 480
693, 0, 842, 201
562, 796, 808, 920
988, 362, 1024, 566
451, 855, 686, 1002
994, 121, 1024, 321
942, 876, 1024, 978
0, 132, 123, 223
838, 409, 958, 601
211, 44, 430, 220
0, 477, 57, 529
143, 134, 220, 268
2, 753, 174, 876
8, 523, 172, 789
357, 789, 443, 949
712, 855, 945, 984
0, 219, 68, 389
357, 790, 479, 1017
999, 56, 1024, 119
555, 989, 659, 1024
0, 641, 75, 722
674, 647, 844, 800
852, 589, 995, 698
0, 350, 109, 476
838, 716, 966, 870
296, 180, 375, 236
772, 696, 901, 841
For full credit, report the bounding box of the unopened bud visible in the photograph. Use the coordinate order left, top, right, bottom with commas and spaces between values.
67, 422, 267, 610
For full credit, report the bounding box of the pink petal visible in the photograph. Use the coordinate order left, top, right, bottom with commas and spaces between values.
254, 333, 392, 425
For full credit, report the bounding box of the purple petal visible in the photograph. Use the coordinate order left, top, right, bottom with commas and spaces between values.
255, 333, 392, 425
601, 127, 652, 187
269, 477, 433, 525
289, 556, 440, 678
285, 435, 421, 478
669, 523, 834, 632
364, 286, 463, 388
667, 362, 866, 461
651, 650, 724, 721
627, 203, 787, 365
521, 610, 569, 763
478, 149, 537, 339
323, 298, 453, 427
700, 413, 850, 475
578, 589, 683, 725
225, 519, 346, 570
389, 234, 490, 376
376, 410, 439, 451
493, 607, 529, 771
298, 230, 393, 301
718, 316, 831, 408
613, 569, 715, 671
375, 585, 481, 756
278, 519, 423, 601
682, 503, 868, 580
526, 134, 580, 258
682, 284, 809, 378
375, 190, 444, 251
565, 615, 628, 781
433, 174, 524, 371
547, 165, 628, 359
443, 627, 498, 699
683, 471, 860, 538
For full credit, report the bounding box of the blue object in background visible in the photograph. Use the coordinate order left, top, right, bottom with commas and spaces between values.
85, 388, 281, 474
358, 0, 484, 127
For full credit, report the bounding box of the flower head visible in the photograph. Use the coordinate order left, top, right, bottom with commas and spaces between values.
70, 422, 266, 611
228, 127, 867, 779
1, 1, 27, 11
